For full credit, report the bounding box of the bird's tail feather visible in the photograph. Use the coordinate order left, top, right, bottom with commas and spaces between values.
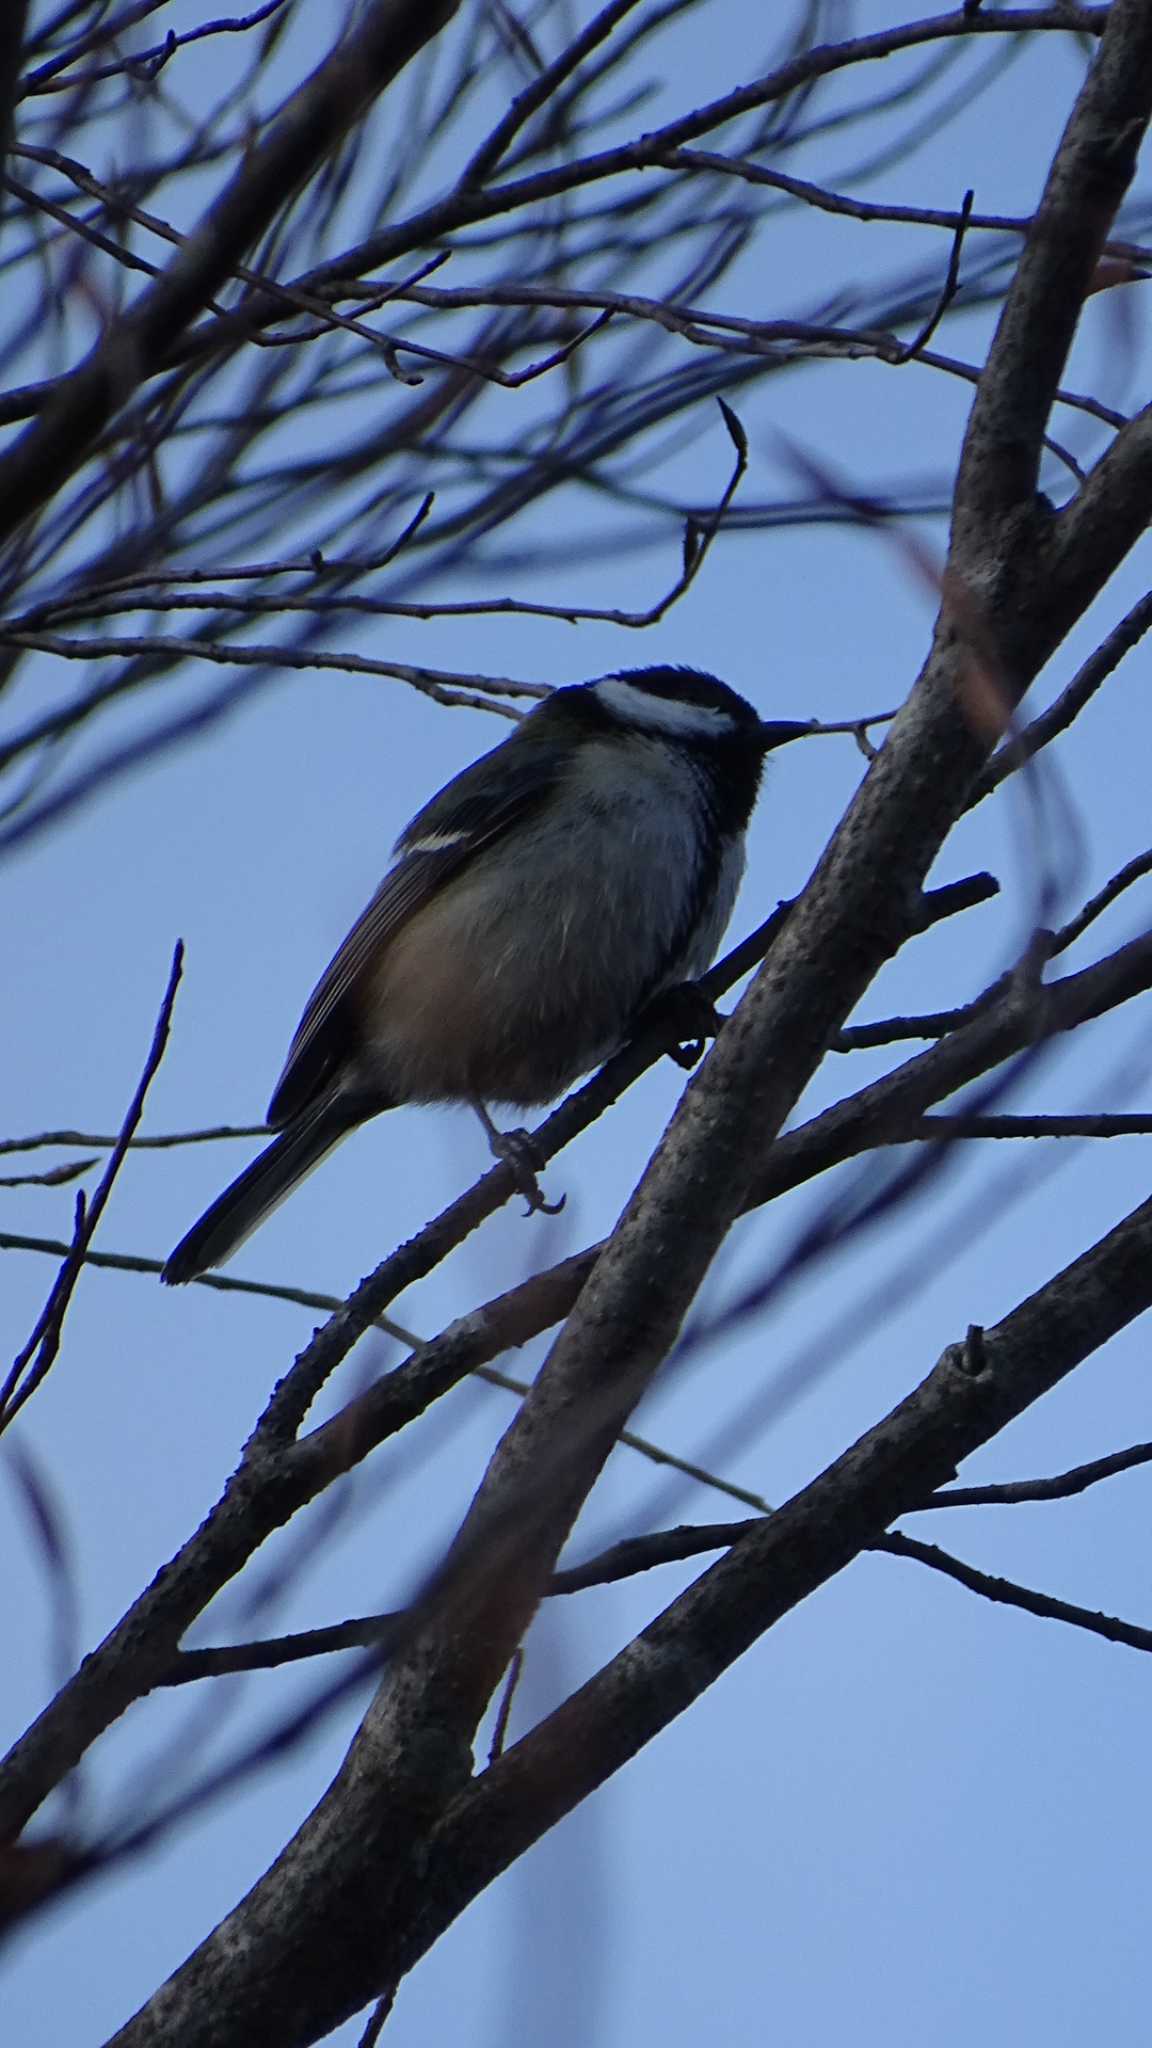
161, 1102, 352, 1285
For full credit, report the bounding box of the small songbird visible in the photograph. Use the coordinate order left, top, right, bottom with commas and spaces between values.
161, 666, 809, 1283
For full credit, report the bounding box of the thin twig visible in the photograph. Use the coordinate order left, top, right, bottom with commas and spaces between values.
881, 1531, 1152, 1655
889, 187, 974, 363
842, 835, 1152, 1054
0, 1231, 421, 1345
461, 0, 646, 186
0, 1125, 265, 1158
1051, 847, 1152, 955
918, 1440, 1152, 1507
158, 1463, 1152, 1684
970, 588, 1152, 805
0, 1159, 95, 1187
912, 1113, 1152, 1140
23, 0, 292, 92
652, 149, 1150, 263
487, 1647, 525, 1764
356, 1984, 397, 2048
0, 642, 539, 759
0, 945, 184, 1433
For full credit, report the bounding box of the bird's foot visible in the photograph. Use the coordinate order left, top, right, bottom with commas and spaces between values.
637, 981, 725, 1070
472, 1102, 565, 1216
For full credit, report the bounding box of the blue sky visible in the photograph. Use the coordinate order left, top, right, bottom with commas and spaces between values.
5, 6, 1152, 2043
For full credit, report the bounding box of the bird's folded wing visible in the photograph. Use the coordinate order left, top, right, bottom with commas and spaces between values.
266, 729, 562, 1127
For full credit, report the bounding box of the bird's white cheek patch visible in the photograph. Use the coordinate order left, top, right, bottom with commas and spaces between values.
593, 676, 737, 737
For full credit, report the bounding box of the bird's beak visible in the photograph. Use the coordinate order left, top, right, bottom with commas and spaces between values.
756, 719, 815, 752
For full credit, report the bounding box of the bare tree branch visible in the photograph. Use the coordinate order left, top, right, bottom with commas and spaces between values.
0, 0, 31, 215
0, 0, 463, 549
970, 585, 1152, 803
920, 1440, 1152, 1507
0, 944, 183, 1434
405, 1187, 1152, 1976
881, 1530, 1152, 1654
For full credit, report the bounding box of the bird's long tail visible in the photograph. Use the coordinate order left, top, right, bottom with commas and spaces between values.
161, 1101, 355, 1285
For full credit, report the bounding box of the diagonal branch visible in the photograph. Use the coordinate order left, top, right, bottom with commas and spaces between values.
921, 1439, 1152, 1507
747, 929, 1152, 1213
411, 1186, 1152, 1987
953, 0, 1152, 541
461, 0, 647, 186
0, 869, 1002, 1842
0, 945, 183, 1434
881, 1530, 1152, 1654
969, 585, 1152, 804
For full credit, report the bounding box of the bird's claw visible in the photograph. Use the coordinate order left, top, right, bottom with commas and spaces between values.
638, 980, 725, 1070
489, 1125, 566, 1216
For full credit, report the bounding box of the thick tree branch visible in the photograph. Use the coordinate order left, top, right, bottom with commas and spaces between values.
953, 0, 1152, 541
402, 1188, 1152, 1994
0, 886, 1131, 1843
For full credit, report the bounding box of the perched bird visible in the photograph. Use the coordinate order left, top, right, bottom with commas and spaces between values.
161, 666, 808, 1283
